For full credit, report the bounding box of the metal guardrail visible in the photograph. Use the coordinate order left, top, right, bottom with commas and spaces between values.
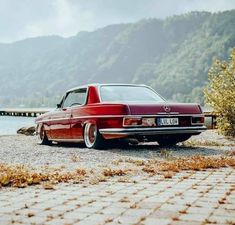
204, 112, 217, 129
0, 108, 51, 117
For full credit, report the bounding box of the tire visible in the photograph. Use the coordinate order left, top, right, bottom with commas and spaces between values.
84, 123, 105, 149
40, 126, 52, 145
157, 135, 191, 147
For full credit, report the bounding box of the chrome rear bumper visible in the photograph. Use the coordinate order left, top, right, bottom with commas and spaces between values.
99, 126, 207, 136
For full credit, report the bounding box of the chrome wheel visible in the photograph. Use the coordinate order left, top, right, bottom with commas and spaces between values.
40, 126, 52, 145
84, 123, 97, 148
40, 128, 45, 141
84, 123, 105, 149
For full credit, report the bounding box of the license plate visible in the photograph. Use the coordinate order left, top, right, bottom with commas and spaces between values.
157, 118, 179, 126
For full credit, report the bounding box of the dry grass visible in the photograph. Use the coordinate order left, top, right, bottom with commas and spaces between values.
172, 216, 179, 221
125, 158, 145, 166
184, 140, 235, 147
162, 171, 174, 179
89, 175, 107, 185
105, 218, 113, 223
27, 213, 35, 218
160, 149, 173, 159
1, 154, 234, 188
119, 196, 130, 203
70, 153, 80, 162
130, 203, 138, 209
226, 150, 235, 156
117, 177, 130, 183
42, 182, 55, 190
102, 168, 128, 177
142, 155, 235, 175
0, 164, 86, 188
179, 209, 187, 214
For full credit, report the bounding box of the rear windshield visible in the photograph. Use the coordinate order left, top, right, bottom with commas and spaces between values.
100, 85, 165, 103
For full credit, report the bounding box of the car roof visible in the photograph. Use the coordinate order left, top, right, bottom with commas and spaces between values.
66, 83, 147, 93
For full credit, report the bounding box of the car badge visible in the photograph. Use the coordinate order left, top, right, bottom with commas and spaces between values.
163, 105, 171, 113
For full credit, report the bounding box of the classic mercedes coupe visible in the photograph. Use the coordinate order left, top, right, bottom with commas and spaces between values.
35, 84, 206, 149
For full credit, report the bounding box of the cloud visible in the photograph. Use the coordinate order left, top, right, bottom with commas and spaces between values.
14, 0, 95, 40
0, 0, 234, 43
51, 0, 94, 35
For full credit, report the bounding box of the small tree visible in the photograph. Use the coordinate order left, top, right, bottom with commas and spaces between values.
204, 48, 235, 137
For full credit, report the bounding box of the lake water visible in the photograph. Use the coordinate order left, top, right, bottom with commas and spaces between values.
0, 116, 35, 135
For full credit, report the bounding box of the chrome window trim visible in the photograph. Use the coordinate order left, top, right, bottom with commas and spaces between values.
61, 87, 88, 109
98, 84, 166, 103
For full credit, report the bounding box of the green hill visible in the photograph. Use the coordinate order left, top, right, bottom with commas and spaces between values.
0, 10, 234, 107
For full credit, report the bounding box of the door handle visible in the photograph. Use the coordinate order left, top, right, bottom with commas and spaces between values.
65, 114, 71, 118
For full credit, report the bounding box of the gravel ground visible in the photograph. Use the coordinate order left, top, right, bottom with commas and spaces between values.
0, 130, 234, 170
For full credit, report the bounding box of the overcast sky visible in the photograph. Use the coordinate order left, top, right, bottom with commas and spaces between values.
0, 0, 235, 43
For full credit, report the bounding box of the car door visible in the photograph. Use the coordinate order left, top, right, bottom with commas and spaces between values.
70, 88, 88, 140
49, 92, 75, 140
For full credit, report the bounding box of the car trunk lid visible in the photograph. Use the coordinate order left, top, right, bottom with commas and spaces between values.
127, 103, 201, 115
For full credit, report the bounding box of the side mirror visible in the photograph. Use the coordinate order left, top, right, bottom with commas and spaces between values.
57, 103, 61, 108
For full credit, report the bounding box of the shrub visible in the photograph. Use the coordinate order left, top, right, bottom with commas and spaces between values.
204, 48, 235, 136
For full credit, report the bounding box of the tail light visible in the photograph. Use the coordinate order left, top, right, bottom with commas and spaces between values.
123, 117, 142, 127
191, 116, 205, 125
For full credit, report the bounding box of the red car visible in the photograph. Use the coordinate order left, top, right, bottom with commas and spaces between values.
35, 84, 206, 149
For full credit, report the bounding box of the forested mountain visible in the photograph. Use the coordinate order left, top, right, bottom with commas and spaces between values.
0, 10, 234, 107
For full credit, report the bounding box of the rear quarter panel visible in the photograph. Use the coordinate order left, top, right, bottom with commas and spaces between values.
70, 103, 129, 139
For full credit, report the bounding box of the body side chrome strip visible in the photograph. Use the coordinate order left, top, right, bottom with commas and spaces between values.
39, 115, 124, 123
37, 114, 204, 124
48, 138, 84, 143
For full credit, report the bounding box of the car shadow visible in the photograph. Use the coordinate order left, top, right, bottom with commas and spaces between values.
103, 143, 225, 159
46, 141, 226, 159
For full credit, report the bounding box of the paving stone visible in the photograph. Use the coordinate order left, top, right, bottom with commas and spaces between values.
123, 208, 152, 217
160, 203, 187, 212
170, 221, 202, 225
186, 206, 214, 215
113, 215, 142, 224
27, 216, 52, 224
149, 209, 179, 219
0, 168, 234, 225
212, 208, 235, 217
109, 202, 133, 208
179, 213, 210, 222
137, 202, 162, 209
208, 215, 235, 224
144, 217, 171, 225
63, 210, 90, 220
0, 217, 15, 225
44, 217, 78, 225
100, 206, 126, 216
77, 219, 104, 225
142, 195, 170, 203
193, 200, 218, 208
86, 213, 115, 222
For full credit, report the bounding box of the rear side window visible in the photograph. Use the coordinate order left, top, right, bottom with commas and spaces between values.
63, 89, 87, 108
100, 85, 165, 103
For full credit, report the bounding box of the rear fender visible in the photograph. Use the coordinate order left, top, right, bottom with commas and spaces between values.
82, 119, 98, 137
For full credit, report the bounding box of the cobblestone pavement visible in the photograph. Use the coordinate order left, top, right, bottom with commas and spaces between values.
1, 168, 235, 225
